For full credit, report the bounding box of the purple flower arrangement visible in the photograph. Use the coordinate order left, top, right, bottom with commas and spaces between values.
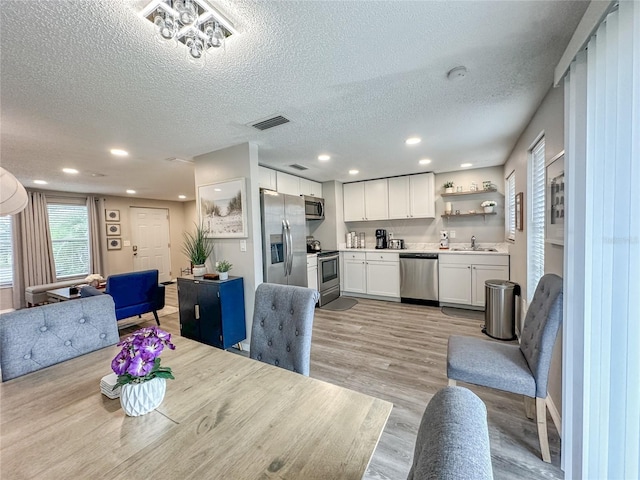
111, 327, 176, 388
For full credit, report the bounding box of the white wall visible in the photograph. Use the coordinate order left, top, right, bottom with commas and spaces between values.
193, 143, 262, 348
503, 84, 565, 423
308, 180, 347, 249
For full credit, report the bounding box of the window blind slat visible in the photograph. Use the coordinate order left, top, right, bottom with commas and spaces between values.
47, 204, 89, 279
528, 137, 546, 302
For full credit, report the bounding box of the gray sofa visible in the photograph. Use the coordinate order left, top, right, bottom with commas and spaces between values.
0, 295, 119, 381
408, 386, 493, 480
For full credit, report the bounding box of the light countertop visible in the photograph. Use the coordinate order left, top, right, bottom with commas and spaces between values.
338, 243, 510, 255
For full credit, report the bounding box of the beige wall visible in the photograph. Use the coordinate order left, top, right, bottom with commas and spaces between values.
503, 84, 565, 420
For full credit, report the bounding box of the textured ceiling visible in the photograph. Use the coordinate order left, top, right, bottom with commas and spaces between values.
0, 0, 588, 201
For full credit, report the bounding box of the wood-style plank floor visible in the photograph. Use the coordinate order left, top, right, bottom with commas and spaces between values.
124, 284, 563, 480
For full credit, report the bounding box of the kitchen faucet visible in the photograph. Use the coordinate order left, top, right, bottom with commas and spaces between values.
471, 236, 476, 249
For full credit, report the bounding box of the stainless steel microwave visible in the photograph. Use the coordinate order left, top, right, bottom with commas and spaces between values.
304, 195, 324, 220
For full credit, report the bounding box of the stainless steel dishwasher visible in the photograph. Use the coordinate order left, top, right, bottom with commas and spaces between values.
399, 253, 439, 305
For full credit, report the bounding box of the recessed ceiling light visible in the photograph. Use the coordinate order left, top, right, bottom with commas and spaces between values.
214, 188, 222, 192
318, 154, 331, 161
34, 180, 48, 185
349, 169, 359, 175
110, 149, 129, 157
126, 189, 136, 194
62, 168, 79, 174
178, 195, 186, 199
447, 66, 468, 81
460, 163, 473, 168
405, 137, 421, 145
419, 159, 431, 165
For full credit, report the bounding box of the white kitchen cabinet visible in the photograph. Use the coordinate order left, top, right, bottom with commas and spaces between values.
258, 166, 278, 191
343, 179, 389, 222
307, 255, 318, 292
388, 173, 435, 219
439, 254, 509, 308
341, 251, 399, 298
299, 178, 323, 197
342, 252, 367, 294
276, 172, 300, 196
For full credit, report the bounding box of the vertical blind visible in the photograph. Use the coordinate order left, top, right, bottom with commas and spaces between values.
527, 137, 545, 302
505, 171, 516, 241
47, 204, 89, 279
0, 215, 12, 285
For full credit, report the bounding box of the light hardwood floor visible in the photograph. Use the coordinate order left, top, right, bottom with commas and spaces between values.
124, 284, 563, 480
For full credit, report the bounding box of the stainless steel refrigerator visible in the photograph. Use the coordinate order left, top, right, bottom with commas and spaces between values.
260, 190, 307, 287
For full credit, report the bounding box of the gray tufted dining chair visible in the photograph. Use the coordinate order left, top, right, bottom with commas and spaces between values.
447, 273, 563, 463
250, 283, 320, 376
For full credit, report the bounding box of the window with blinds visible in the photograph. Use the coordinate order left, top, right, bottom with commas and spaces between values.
505, 171, 516, 241
0, 216, 12, 285
527, 136, 545, 302
47, 204, 89, 279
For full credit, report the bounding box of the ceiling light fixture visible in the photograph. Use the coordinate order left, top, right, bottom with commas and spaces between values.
34, 180, 48, 185
140, 0, 238, 61
460, 163, 473, 168
405, 137, 421, 145
110, 149, 129, 157
178, 195, 187, 199
126, 189, 137, 194
318, 154, 331, 161
62, 168, 79, 174
349, 169, 359, 175
447, 66, 468, 81
419, 159, 431, 165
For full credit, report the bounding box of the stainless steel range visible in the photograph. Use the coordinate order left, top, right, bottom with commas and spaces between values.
316, 250, 339, 306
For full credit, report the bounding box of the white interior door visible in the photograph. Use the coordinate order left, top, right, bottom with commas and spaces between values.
130, 207, 171, 283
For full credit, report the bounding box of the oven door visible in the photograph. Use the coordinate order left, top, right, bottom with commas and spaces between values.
318, 254, 339, 291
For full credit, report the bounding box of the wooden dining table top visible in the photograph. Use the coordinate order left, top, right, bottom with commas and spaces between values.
0, 335, 393, 479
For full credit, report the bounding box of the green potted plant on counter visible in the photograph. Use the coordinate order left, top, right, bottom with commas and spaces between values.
216, 260, 233, 280
182, 223, 213, 277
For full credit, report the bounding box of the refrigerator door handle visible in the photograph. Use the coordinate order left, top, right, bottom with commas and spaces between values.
285, 219, 293, 275
282, 219, 288, 276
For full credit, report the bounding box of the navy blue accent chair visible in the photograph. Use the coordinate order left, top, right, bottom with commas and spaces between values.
105, 270, 165, 325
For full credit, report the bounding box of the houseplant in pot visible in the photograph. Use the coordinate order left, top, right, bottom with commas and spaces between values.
443, 181, 454, 194
481, 200, 497, 213
112, 326, 175, 417
182, 223, 213, 277
216, 260, 232, 280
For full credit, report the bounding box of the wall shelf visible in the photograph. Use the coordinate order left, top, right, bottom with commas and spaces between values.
441, 212, 497, 218
441, 188, 500, 197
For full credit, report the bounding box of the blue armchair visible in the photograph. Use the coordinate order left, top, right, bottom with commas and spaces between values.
105, 270, 165, 325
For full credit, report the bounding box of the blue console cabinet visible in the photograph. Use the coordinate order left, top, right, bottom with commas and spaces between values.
177, 276, 246, 350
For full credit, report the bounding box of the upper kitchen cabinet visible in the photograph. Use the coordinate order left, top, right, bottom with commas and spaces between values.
343, 179, 389, 221
299, 178, 323, 197
275, 171, 323, 197
388, 173, 435, 219
259, 166, 277, 191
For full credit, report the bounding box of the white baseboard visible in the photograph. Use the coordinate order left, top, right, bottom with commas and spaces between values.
546, 394, 562, 438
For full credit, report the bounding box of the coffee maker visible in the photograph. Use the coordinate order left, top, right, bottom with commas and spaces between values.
375, 229, 387, 249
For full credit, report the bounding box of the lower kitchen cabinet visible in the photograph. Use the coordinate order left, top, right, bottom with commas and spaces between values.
341, 251, 399, 298
307, 255, 318, 292
439, 254, 509, 308
177, 276, 246, 350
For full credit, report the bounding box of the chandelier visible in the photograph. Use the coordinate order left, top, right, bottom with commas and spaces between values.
140, 0, 237, 60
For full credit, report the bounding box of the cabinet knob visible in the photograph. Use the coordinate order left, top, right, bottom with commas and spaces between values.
467, 266, 471, 269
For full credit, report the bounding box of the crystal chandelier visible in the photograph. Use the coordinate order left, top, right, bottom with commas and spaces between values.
140, 0, 237, 60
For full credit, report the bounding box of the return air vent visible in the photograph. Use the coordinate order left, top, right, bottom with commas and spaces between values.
289, 164, 308, 171
251, 115, 290, 131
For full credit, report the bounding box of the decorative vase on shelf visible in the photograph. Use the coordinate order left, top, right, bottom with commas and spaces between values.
218, 271, 229, 280
120, 377, 166, 417
483, 206, 494, 213
192, 264, 206, 277
445, 187, 454, 194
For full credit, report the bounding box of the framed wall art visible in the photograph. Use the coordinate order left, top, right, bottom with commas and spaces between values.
546, 151, 565, 245
516, 192, 524, 231
106, 223, 121, 236
198, 178, 247, 238
105, 209, 120, 222
107, 238, 122, 250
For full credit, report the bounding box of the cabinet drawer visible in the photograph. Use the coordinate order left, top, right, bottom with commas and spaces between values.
366, 251, 399, 262
439, 253, 509, 266
342, 251, 366, 261
306, 255, 317, 268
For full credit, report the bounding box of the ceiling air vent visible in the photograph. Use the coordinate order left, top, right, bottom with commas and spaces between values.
251, 115, 290, 131
289, 164, 308, 171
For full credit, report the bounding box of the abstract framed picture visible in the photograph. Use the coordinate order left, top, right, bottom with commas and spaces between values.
107, 238, 122, 250
546, 150, 565, 246
105, 209, 120, 222
106, 223, 121, 236
198, 178, 247, 238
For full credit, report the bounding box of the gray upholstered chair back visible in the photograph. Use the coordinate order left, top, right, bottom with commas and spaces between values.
250, 283, 320, 376
407, 386, 493, 480
0, 295, 119, 381
519, 273, 563, 398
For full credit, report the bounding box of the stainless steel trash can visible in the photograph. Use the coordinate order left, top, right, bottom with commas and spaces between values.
483, 279, 520, 340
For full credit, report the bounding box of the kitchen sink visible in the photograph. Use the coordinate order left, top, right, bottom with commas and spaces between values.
450, 247, 498, 252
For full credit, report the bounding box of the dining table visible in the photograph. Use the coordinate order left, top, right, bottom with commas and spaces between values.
0, 335, 393, 479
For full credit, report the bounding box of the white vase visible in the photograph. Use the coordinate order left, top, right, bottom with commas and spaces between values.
120, 377, 166, 417
218, 271, 229, 280
445, 187, 454, 194
192, 264, 206, 277
483, 206, 494, 213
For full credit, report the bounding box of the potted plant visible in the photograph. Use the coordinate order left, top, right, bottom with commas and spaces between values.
481, 200, 497, 213
182, 223, 213, 277
216, 260, 233, 280
443, 181, 454, 194
111, 326, 176, 417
